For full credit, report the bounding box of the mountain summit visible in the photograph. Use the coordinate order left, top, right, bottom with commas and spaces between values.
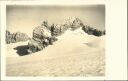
64, 17, 84, 30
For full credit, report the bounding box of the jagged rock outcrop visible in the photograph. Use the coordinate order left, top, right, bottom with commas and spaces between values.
6, 30, 12, 44
82, 25, 105, 36
28, 22, 57, 53
49, 18, 84, 36
50, 24, 62, 36
63, 17, 105, 36
68, 18, 84, 30
28, 18, 105, 53
6, 30, 30, 44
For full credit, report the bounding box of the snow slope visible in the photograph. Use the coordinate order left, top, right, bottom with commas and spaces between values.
6, 28, 105, 76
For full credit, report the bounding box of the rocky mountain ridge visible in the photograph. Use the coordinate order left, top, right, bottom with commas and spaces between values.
27, 17, 105, 53
6, 30, 30, 44
6, 17, 105, 54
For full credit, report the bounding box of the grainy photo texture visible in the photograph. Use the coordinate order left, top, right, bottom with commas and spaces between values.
6, 5, 105, 77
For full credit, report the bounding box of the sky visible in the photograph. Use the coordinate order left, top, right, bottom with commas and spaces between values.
6, 5, 105, 37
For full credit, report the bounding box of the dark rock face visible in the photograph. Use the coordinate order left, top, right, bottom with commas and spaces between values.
5, 18, 105, 55
28, 18, 105, 53
82, 25, 105, 36
28, 23, 58, 53
6, 30, 29, 44
50, 24, 63, 36
15, 32, 30, 42
70, 18, 84, 30
28, 37, 57, 53
6, 30, 12, 44
50, 18, 84, 36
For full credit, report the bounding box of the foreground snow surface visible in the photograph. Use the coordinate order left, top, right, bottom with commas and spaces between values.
6, 28, 105, 77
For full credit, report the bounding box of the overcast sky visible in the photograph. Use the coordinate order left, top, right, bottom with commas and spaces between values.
7, 5, 105, 36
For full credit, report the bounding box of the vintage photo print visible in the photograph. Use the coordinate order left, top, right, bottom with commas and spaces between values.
5, 5, 105, 77
0, 0, 127, 80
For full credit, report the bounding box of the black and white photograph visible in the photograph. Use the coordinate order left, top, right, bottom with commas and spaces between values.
0, 0, 127, 80
6, 5, 105, 77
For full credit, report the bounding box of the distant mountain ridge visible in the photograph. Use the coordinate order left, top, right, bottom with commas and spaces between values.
27, 17, 105, 53
6, 17, 105, 54
6, 30, 30, 44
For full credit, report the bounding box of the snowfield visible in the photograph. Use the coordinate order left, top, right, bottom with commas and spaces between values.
6, 28, 105, 77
